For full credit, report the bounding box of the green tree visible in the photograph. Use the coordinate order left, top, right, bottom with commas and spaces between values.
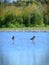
44, 13, 49, 26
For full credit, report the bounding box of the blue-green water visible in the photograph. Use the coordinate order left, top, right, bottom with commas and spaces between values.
0, 31, 49, 65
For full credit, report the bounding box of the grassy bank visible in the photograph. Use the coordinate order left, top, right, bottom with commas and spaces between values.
0, 26, 49, 31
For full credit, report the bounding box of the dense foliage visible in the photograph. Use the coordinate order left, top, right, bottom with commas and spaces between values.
0, 0, 49, 28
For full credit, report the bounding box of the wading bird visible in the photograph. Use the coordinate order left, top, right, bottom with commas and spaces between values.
30, 36, 35, 40
12, 36, 15, 45
12, 36, 14, 40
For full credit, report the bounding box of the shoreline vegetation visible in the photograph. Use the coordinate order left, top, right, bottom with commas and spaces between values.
0, 27, 49, 31
0, 1, 49, 28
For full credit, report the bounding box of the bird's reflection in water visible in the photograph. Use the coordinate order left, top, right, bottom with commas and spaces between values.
30, 36, 36, 65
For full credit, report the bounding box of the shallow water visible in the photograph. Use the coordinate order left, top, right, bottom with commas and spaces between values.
0, 31, 49, 65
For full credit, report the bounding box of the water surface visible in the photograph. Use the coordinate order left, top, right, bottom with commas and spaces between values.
0, 31, 49, 65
